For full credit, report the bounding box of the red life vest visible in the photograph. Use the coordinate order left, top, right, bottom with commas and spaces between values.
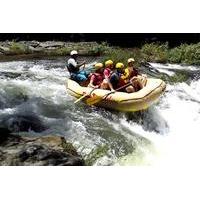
90, 73, 104, 86
130, 68, 139, 77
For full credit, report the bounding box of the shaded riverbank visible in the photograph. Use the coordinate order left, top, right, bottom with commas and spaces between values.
0, 41, 105, 60
0, 33, 199, 47
0, 40, 199, 65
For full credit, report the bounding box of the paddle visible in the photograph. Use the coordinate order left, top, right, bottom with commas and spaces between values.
86, 82, 132, 106
74, 87, 97, 104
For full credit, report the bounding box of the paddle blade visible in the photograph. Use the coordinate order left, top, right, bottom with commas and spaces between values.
86, 94, 102, 106
74, 94, 88, 104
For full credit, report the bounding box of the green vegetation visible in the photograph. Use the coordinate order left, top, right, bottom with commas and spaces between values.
141, 42, 200, 65
9, 42, 31, 55
141, 42, 169, 63
168, 43, 200, 65
100, 42, 200, 66
101, 47, 141, 67
1, 41, 199, 65
88, 42, 110, 56
47, 47, 70, 56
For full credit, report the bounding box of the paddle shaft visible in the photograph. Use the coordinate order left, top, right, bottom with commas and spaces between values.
86, 82, 132, 106
102, 82, 132, 99
74, 87, 97, 104
115, 82, 132, 91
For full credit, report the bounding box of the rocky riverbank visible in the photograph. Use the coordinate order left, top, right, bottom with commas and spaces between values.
0, 40, 199, 65
0, 132, 84, 166
0, 112, 85, 166
0, 41, 107, 61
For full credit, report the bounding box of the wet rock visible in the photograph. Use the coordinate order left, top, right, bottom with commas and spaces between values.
0, 128, 11, 142
37, 135, 79, 156
39, 41, 65, 48
23, 41, 40, 48
0, 46, 10, 53
0, 133, 84, 166
0, 41, 102, 60
0, 71, 22, 79
28, 46, 44, 52
1, 114, 46, 133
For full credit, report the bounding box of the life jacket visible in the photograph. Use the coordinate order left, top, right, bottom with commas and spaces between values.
130, 68, 139, 77
122, 67, 139, 83
103, 68, 112, 78
91, 73, 103, 86
110, 70, 125, 89
67, 63, 79, 74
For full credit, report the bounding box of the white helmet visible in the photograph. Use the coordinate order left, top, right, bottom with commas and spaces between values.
128, 58, 135, 63
70, 50, 78, 56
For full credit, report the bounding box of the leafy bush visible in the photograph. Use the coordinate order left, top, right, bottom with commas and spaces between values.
54, 47, 70, 56
168, 43, 200, 65
140, 42, 200, 65
168, 46, 184, 63
181, 43, 200, 65
88, 42, 111, 56
9, 42, 30, 54
4, 41, 200, 66
141, 42, 169, 63
101, 47, 142, 67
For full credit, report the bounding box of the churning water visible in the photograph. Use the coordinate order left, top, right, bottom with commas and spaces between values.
0, 58, 200, 165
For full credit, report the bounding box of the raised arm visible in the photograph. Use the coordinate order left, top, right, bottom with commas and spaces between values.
77, 61, 86, 69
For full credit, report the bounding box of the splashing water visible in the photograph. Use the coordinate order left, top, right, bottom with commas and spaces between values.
116, 64, 200, 166
0, 58, 200, 165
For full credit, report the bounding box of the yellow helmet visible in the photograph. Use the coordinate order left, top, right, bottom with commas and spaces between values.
105, 60, 113, 67
115, 62, 124, 69
128, 58, 135, 63
94, 63, 104, 70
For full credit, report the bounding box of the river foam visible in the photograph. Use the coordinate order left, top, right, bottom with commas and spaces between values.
0, 58, 200, 165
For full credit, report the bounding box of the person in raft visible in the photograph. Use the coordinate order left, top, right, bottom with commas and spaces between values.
121, 58, 147, 93
109, 62, 126, 90
67, 50, 88, 83
100, 60, 115, 91
88, 63, 104, 88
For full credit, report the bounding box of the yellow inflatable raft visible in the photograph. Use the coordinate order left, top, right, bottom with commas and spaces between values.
66, 78, 166, 112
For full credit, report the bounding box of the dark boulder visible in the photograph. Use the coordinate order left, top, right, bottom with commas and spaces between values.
0, 134, 84, 166
1, 114, 46, 133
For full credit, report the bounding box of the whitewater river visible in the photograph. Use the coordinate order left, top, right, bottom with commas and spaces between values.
0, 57, 200, 165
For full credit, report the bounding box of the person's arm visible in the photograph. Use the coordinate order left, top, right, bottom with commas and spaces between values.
107, 78, 115, 91
77, 61, 86, 69
69, 58, 86, 70
104, 69, 115, 91
88, 75, 98, 88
